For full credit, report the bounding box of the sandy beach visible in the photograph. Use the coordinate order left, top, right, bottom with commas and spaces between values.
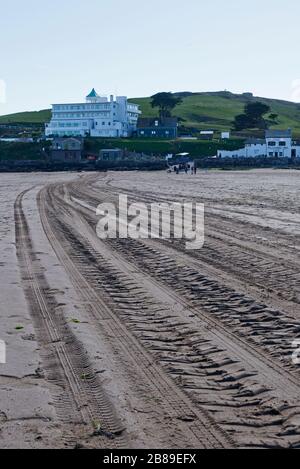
0, 169, 299, 449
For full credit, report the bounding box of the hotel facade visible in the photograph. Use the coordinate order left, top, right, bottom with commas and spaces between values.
45, 89, 141, 138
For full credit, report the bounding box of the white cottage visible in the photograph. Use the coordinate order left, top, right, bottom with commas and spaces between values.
218, 129, 300, 159
265, 129, 292, 158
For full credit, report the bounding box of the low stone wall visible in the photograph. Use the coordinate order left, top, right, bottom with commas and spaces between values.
0, 159, 167, 173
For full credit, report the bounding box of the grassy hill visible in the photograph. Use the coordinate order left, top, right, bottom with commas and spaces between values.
129, 92, 300, 135
0, 109, 51, 125
1, 91, 300, 135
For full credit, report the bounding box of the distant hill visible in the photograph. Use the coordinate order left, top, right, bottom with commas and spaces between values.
1, 91, 300, 135
130, 92, 300, 135
0, 109, 51, 125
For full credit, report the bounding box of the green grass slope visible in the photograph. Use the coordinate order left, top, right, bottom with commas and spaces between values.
1, 91, 300, 134
0, 109, 51, 124
84, 137, 243, 158
130, 92, 300, 134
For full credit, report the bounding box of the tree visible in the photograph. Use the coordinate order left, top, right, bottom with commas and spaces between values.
233, 101, 271, 131
151, 92, 183, 119
244, 102, 270, 128
233, 114, 252, 131
268, 113, 279, 124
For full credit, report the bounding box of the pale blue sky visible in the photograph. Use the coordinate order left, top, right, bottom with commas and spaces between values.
1, 0, 300, 115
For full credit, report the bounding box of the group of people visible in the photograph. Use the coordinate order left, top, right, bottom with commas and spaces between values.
174, 163, 197, 175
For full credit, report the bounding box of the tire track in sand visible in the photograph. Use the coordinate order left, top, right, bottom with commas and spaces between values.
14, 189, 127, 449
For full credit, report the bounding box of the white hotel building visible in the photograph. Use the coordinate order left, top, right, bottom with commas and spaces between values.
45, 89, 141, 138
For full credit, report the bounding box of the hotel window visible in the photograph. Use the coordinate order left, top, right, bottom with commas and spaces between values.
279, 141, 286, 146
268, 141, 276, 146
269, 152, 273, 156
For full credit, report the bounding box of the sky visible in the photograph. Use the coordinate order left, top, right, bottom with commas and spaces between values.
1, 0, 300, 115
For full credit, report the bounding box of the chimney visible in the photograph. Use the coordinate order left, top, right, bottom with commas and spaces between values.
110, 95, 114, 102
